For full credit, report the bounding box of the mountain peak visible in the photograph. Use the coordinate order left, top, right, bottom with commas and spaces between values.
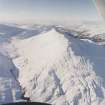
1, 24, 105, 105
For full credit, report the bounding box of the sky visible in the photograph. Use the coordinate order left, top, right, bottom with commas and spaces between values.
0, 0, 102, 24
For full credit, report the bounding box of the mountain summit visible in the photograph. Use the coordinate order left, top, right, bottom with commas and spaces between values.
11, 28, 105, 105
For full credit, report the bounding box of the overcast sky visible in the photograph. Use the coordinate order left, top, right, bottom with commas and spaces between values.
0, 0, 102, 24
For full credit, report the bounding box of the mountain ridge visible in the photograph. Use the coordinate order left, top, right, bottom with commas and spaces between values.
12, 28, 105, 105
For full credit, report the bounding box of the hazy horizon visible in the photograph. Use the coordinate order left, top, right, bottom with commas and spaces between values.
0, 0, 102, 24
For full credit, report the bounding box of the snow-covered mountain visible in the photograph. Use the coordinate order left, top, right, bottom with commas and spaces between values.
0, 53, 22, 104
0, 24, 52, 43
0, 23, 105, 105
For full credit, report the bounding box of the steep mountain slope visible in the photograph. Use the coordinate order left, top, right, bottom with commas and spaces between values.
12, 29, 105, 105
0, 53, 22, 104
